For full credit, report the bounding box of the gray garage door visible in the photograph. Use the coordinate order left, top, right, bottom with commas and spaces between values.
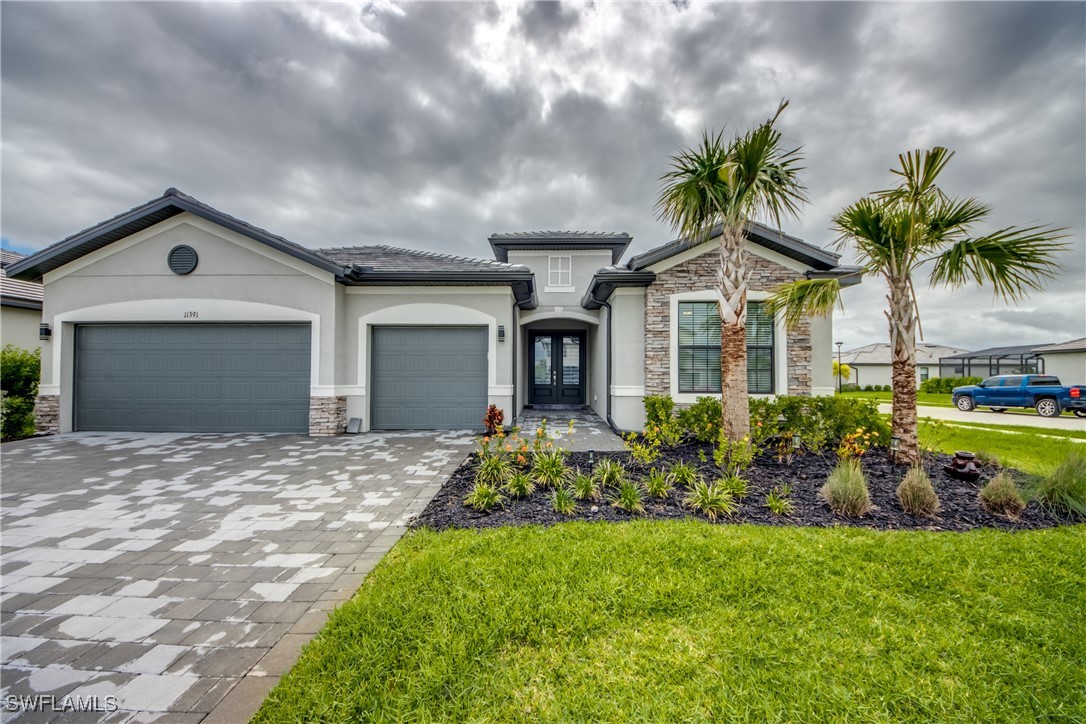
75, 324, 310, 433
370, 326, 487, 430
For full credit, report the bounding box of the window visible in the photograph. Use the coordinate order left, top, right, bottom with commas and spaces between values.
677, 301, 775, 394
548, 256, 571, 288
920, 367, 930, 382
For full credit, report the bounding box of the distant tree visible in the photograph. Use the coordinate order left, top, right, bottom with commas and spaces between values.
768, 147, 1067, 463
656, 100, 807, 441
832, 360, 852, 384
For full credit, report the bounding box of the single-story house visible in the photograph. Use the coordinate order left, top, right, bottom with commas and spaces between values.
841, 342, 966, 389
7, 188, 860, 436
1032, 339, 1086, 383
1, 250, 43, 352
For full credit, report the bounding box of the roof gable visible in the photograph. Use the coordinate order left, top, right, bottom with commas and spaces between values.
6, 188, 344, 281
626, 221, 840, 272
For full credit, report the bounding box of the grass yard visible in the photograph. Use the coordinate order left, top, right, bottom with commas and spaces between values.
841, 390, 953, 407
918, 418, 1084, 476
254, 522, 1085, 723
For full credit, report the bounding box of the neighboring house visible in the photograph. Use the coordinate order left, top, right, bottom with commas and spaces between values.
842, 342, 967, 389
939, 344, 1048, 379
1032, 338, 1086, 383
7, 188, 860, 436
1, 250, 43, 352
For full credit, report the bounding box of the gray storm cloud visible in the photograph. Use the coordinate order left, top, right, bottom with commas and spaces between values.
2, 1, 1083, 351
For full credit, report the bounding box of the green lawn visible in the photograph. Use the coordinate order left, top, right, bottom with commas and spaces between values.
255, 522, 1085, 723
918, 418, 1083, 476
841, 390, 954, 407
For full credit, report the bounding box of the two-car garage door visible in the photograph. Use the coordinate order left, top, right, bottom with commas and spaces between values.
75, 324, 310, 433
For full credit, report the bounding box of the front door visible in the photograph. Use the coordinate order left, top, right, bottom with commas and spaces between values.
529, 332, 585, 406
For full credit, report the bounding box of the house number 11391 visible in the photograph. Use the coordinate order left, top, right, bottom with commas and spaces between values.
183, 311, 199, 318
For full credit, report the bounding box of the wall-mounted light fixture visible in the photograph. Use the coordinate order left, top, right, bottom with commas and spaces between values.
39, 323, 52, 341
497, 325, 506, 342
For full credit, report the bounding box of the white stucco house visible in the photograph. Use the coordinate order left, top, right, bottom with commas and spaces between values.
7, 188, 860, 436
1033, 339, 1086, 383
1, 250, 43, 353
842, 342, 967, 389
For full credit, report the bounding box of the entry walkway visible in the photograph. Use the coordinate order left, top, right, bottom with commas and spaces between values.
515, 408, 626, 452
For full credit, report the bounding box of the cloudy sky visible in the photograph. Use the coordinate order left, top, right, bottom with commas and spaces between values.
2, 1, 1083, 352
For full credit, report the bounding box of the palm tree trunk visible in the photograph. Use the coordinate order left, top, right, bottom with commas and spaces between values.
887, 275, 919, 463
717, 227, 750, 440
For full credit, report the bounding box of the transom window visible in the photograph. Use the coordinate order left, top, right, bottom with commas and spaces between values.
677, 301, 775, 394
548, 255, 572, 288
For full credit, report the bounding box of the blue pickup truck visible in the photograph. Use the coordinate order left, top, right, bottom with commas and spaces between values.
953, 374, 1086, 418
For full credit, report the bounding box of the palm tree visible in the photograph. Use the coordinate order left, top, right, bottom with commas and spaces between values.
767, 147, 1067, 463
656, 100, 807, 440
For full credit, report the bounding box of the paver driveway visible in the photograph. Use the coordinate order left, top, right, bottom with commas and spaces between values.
0, 431, 472, 723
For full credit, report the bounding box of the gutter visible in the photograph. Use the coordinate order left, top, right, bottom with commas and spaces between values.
581, 269, 655, 310
805, 266, 864, 288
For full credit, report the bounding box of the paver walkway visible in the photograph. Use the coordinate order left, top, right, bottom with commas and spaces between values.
0, 430, 472, 722
516, 408, 626, 452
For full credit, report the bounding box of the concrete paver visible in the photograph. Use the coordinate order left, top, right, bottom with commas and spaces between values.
1, 430, 472, 722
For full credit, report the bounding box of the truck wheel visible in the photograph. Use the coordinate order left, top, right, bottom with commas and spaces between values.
989, 407, 1006, 413
1035, 398, 1060, 417
1073, 410, 1086, 418
956, 396, 975, 412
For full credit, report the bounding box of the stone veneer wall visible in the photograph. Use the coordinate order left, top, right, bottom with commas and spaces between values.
34, 395, 60, 435
309, 396, 347, 436
644, 250, 813, 396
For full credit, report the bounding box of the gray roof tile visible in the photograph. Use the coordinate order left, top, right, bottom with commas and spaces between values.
317, 245, 528, 274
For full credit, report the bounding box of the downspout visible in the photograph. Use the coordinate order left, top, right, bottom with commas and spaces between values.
511, 299, 518, 427
600, 300, 622, 435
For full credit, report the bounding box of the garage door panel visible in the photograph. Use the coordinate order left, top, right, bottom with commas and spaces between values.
75, 324, 310, 433
371, 326, 487, 430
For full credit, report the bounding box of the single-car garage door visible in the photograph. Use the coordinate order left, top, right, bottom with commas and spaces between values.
370, 326, 487, 430
75, 323, 310, 433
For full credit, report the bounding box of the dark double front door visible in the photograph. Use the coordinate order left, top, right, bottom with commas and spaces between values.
529, 332, 585, 406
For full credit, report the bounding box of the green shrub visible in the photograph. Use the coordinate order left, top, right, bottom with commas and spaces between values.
1, 396, 36, 441
821, 458, 872, 517
609, 479, 645, 514
749, 395, 889, 451
624, 433, 661, 464
713, 434, 755, 474
476, 456, 512, 486
503, 471, 535, 499
715, 473, 749, 500
980, 473, 1026, 517
571, 470, 601, 501
677, 396, 722, 443
1029, 450, 1086, 517
0, 345, 40, 441
644, 468, 671, 499
974, 449, 1002, 468
465, 482, 504, 511
1, 345, 40, 400
551, 487, 577, 516
532, 451, 570, 488
896, 465, 941, 517
644, 395, 675, 427
593, 458, 625, 488
919, 376, 982, 394
665, 460, 699, 488
764, 485, 795, 516
684, 480, 737, 522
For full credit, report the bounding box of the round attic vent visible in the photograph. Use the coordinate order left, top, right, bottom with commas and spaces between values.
167, 245, 198, 275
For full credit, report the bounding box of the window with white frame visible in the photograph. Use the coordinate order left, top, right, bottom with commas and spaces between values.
677, 301, 775, 394
548, 255, 572, 288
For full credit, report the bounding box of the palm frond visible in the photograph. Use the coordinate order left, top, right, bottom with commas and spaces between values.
763, 278, 843, 330
656, 129, 730, 243
831, 197, 902, 271
929, 225, 1070, 301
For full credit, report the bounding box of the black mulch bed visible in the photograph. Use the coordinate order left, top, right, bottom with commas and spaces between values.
413, 444, 1082, 533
